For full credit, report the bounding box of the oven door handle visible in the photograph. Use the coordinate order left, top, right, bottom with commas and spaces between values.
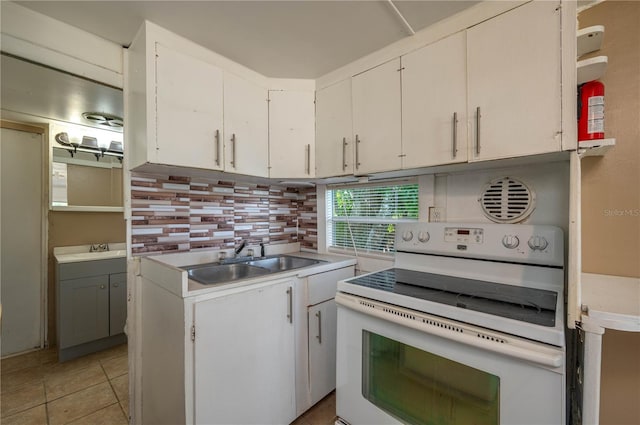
336, 292, 564, 368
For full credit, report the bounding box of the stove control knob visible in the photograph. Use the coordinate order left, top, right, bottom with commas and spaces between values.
528, 236, 549, 251
418, 231, 430, 243
501, 235, 520, 249
402, 231, 414, 242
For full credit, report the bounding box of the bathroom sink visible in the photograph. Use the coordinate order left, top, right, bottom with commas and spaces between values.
247, 255, 324, 272
183, 263, 271, 285
182, 255, 325, 285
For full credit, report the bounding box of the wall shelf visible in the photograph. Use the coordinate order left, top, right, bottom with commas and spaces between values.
577, 25, 605, 57
578, 138, 615, 158
577, 56, 608, 84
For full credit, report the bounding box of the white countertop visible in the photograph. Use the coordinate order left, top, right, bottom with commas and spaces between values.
581, 272, 640, 332
140, 248, 357, 298
54, 243, 126, 264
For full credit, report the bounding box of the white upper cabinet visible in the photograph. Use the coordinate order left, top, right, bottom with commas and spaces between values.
352, 58, 402, 174
401, 31, 468, 168
315, 79, 353, 178
223, 73, 269, 177
467, 1, 562, 161
268, 90, 315, 179
155, 43, 224, 170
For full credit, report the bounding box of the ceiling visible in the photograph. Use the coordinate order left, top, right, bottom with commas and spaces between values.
14, 0, 479, 79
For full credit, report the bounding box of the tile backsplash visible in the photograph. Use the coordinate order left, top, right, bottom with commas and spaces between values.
130, 173, 317, 256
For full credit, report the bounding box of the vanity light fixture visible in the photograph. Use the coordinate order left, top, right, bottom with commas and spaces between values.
55, 131, 123, 162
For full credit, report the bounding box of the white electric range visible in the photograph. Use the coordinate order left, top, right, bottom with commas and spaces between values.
335, 222, 566, 425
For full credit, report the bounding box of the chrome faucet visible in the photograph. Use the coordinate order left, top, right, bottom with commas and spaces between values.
234, 240, 247, 256
90, 243, 109, 252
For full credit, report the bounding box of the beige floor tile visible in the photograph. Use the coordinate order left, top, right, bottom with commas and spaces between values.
100, 354, 128, 379
46, 381, 117, 425
1, 352, 41, 376
110, 373, 128, 403
0, 381, 46, 418
67, 402, 127, 425
45, 363, 108, 401
0, 404, 47, 425
39, 348, 58, 365
1, 366, 44, 394
92, 344, 128, 362
43, 354, 100, 378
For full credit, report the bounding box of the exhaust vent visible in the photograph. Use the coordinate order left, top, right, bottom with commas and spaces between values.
479, 177, 535, 223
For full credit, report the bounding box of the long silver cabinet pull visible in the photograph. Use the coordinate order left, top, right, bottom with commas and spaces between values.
286, 287, 293, 323
476, 106, 481, 156
316, 310, 322, 344
355, 134, 361, 170
342, 137, 348, 171
305, 144, 311, 175
215, 129, 220, 166
452, 112, 458, 159
230, 134, 236, 168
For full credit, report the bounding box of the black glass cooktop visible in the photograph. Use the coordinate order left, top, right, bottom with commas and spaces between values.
345, 268, 558, 327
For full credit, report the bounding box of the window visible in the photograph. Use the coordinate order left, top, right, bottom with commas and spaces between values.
326, 182, 419, 255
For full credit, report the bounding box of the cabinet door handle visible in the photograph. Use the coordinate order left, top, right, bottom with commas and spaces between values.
100, 284, 106, 290
315, 310, 322, 344
452, 112, 458, 159
355, 134, 361, 170
475, 106, 481, 156
342, 137, 348, 171
113, 283, 119, 288
286, 287, 293, 323
215, 129, 220, 166
230, 133, 236, 168
305, 144, 311, 175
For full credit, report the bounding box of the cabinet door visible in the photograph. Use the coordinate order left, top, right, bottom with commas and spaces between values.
223, 73, 269, 177
268, 90, 315, 179
352, 58, 402, 174
316, 79, 353, 177
109, 272, 127, 336
402, 31, 468, 168
59, 276, 109, 348
467, 1, 562, 161
155, 43, 224, 170
308, 299, 338, 405
194, 280, 296, 424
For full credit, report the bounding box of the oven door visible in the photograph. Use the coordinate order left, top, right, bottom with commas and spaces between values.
336, 293, 565, 425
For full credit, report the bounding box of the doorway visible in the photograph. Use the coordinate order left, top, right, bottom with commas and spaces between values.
1, 124, 47, 356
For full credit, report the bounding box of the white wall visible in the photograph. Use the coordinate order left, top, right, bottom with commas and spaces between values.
0, 1, 123, 87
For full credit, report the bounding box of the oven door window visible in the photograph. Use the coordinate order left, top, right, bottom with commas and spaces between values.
362, 331, 500, 425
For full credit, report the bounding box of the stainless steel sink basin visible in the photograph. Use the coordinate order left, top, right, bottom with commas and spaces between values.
247, 255, 323, 272
181, 255, 325, 285
183, 263, 270, 285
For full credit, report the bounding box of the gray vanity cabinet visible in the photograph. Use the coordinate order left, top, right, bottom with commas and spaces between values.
56, 258, 127, 361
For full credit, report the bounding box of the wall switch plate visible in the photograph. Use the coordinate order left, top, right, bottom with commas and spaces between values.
429, 207, 445, 222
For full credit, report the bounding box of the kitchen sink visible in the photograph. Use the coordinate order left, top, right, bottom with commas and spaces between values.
181, 255, 325, 285
183, 263, 271, 285
247, 256, 323, 272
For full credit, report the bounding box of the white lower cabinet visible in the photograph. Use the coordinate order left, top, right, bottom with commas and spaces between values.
308, 299, 338, 405
193, 279, 296, 425
295, 266, 355, 414
141, 262, 355, 425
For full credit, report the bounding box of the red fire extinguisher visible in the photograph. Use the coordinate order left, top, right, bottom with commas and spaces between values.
578, 80, 605, 142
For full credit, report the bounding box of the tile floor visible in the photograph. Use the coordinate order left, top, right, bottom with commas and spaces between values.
1, 344, 129, 425
1, 344, 335, 424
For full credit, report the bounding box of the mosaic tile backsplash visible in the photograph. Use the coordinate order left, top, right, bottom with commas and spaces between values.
130, 173, 317, 256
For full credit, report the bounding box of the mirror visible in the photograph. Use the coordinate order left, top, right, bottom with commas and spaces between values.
0, 53, 124, 211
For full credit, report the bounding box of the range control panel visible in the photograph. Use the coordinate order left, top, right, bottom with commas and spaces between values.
396, 222, 564, 267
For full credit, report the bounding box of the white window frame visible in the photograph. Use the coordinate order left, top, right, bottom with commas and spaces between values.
325, 179, 420, 258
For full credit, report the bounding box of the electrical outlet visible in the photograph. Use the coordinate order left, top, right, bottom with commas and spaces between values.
429, 207, 445, 222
